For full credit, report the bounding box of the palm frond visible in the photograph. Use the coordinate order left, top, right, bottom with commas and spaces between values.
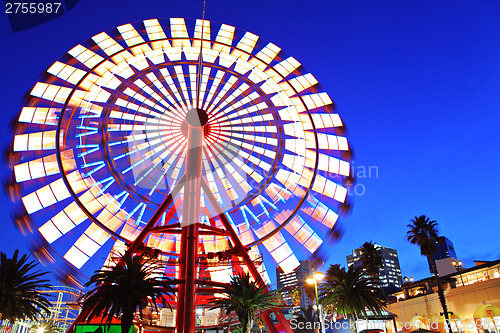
0, 250, 52, 322
319, 264, 386, 321
81, 252, 173, 331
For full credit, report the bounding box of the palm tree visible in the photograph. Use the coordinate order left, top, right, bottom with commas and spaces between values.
319, 264, 386, 333
407, 215, 452, 333
0, 250, 52, 322
80, 252, 172, 333
360, 241, 384, 278
210, 272, 280, 333
30, 320, 62, 333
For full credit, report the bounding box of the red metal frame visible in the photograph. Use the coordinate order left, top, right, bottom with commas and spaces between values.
69, 118, 293, 333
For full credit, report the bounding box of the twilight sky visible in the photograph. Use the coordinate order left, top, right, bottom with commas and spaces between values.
0, 0, 499, 285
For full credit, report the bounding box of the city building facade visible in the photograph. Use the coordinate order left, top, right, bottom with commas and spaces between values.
347, 244, 403, 294
428, 236, 458, 275
387, 259, 500, 333
276, 260, 317, 316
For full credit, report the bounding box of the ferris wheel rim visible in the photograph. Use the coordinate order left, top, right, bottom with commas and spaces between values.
11, 17, 351, 280
51, 35, 321, 247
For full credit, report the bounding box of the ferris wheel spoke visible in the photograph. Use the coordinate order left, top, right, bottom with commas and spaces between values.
131, 149, 172, 187
205, 76, 238, 115
63, 194, 131, 268
146, 71, 186, 114
47, 61, 89, 88
188, 65, 210, 110
303, 195, 339, 229
13, 150, 76, 183
18, 107, 60, 126
159, 68, 190, 112
121, 88, 169, 115
215, 102, 272, 125
253, 194, 278, 218
30, 83, 74, 105
147, 166, 171, 196
202, 70, 224, 110
282, 215, 323, 254
228, 135, 277, 160
121, 142, 171, 175
199, 66, 211, 107
256, 228, 301, 271
206, 143, 264, 187
114, 98, 165, 119
38, 183, 120, 244
133, 79, 172, 111
172, 66, 193, 110
108, 110, 170, 126
208, 82, 250, 116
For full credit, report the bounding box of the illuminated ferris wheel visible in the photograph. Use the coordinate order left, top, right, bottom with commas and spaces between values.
9, 18, 352, 331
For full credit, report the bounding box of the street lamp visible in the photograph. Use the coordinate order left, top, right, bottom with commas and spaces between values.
307, 272, 325, 333
452, 260, 464, 286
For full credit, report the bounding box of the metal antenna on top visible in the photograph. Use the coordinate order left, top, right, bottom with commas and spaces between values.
196, 0, 207, 110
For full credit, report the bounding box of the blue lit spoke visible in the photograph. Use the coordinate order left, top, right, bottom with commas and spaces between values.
224, 212, 237, 230
242, 205, 259, 223
77, 146, 100, 158
113, 149, 138, 161
76, 130, 98, 138
136, 203, 147, 226
81, 161, 105, 177
125, 202, 144, 221
148, 167, 170, 196
113, 191, 129, 212
258, 195, 278, 218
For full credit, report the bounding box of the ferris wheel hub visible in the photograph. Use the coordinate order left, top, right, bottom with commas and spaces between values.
185, 108, 208, 127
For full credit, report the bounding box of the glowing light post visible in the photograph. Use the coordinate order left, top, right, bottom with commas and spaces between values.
452, 260, 464, 286
307, 272, 325, 333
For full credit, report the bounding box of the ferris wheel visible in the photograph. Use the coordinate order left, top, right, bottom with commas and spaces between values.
9, 18, 352, 332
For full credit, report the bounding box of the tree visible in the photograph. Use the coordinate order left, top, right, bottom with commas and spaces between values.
407, 215, 452, 333
319, 264, 386, 333
81, 252, 172, 333
30, 320, 62, 333
0, 250, 52, 322
210, 272, 280, 333
359, 242, 384, 278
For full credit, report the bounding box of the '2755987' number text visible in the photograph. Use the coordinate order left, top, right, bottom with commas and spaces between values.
5, 2, 62, 14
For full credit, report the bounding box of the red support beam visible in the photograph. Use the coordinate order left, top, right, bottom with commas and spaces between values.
176, 123, 204, 333
200, 178, 294, 333
127, 176, 184, 255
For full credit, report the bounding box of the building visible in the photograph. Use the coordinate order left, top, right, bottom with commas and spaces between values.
387, 259, 500, 333
428, 236, 458, 275
276, 260, 317, 316
0, 286, 81, 333
347, 244, 403, 294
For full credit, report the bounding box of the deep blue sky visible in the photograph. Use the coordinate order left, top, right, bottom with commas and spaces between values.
0, 0, 499, 284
